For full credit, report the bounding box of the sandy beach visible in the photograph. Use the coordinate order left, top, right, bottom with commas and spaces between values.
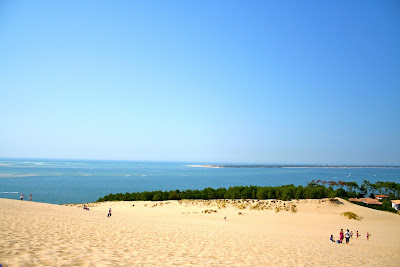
1, 198, 399, 266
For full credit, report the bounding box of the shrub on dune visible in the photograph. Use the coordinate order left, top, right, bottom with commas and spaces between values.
341, 211, 362, 221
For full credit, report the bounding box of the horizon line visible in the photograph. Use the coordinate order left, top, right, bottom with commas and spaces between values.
0, 156, 399, 167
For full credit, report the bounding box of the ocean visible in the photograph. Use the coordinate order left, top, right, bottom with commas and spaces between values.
0, 159, 399, 204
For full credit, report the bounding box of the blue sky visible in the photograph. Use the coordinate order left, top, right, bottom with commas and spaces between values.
0, 0, 399, 164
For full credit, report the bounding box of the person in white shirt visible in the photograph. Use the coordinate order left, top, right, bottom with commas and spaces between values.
345, 229, 351, 244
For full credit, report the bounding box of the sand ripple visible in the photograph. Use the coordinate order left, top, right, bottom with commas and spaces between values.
1, 198, 399, 266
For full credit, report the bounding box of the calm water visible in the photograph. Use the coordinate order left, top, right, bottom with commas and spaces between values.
0, 159, 399, 204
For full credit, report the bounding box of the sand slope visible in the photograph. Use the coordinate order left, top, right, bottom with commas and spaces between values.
1, 198, 399, 266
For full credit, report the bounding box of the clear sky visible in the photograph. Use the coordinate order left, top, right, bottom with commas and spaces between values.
0, 0, 399, 164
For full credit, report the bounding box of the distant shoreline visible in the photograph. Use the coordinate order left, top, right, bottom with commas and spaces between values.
187, 164, 400, 169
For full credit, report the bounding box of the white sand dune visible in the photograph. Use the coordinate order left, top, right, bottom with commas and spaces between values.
1, 198, 399, 266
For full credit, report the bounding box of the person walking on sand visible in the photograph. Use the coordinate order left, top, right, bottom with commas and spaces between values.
339, 229, 344, 244
107, 208, 112, 218
367, 232, 370, 240
356, 231, 359, 238
20, 193, 24, 201
29, 194, 32, 201
345, 229, 350, 244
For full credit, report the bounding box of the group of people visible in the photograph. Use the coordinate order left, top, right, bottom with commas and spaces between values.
19, 193, 32, 201
82, 205, 112, 218
19, 192, 112, 218
330, 229, 371, 243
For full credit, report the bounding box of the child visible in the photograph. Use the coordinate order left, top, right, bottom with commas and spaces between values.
330, 235, 335, 242
107, 208, 112, 218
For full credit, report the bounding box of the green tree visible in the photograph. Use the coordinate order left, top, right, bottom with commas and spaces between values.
346, 182, 358, 194
153, 192, 163, 201
295, 186, 304, 199
335, 188, 347, 198
268, 189, 276, 199
257, 187, 268, 200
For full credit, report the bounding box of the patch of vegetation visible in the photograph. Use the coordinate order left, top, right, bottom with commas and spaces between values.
341, 211, 363, 221
202, 209, 217, 214
235, 203, 246, 210
350, 200, 398, 213
96, 184, 341, 202
329, 198, 342, 205
290, 205, 298, 213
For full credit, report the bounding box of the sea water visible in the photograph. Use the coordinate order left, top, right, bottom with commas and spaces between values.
0, 158, 399, 204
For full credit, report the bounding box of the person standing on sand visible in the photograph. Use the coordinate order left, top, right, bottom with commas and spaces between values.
29, 194, 32, 201
367, 232, 370, 240
20, 193, 24, 201
339, 229, 344, 243
356, 231, 359, 238
107, 208, 112, 218
345, 229, 350, 244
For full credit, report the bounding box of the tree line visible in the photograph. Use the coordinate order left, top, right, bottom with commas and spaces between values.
97, 180, 400, 202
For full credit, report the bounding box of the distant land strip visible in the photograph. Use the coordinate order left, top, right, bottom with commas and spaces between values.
187, 164, 400, 169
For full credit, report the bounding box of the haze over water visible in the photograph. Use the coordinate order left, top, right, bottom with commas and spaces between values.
1, 159, 399, 204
